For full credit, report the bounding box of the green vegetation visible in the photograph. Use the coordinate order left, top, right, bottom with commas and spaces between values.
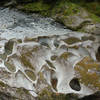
51, 55, 57, 61
81, 36, 95, 41
16, 0, 100, 32
25, 70, 36, 81
20, 53, 35, 70
51, 1, 81, 16
75, 56, 100, 90
4, 61, 16, 72
38, 87, 78, 100
21, 1, 51, 13
63, 37, 81, 45
78, 2, 100, 17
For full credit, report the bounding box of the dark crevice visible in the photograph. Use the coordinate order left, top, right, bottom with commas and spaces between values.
96, 46, 100, 61
78, 91, 100, 100
69, 78, 81, 91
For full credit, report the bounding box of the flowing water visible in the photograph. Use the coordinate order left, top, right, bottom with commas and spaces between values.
0, 7, 100, 97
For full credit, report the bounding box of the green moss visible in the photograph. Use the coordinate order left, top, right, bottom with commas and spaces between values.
20, 53, 35, 70
51, 1, 80, 16
89, 13, 100, 23
4, 61, 16, 72
38, 87, 78, 100
46, 60, 55, 69
16, 87, 29, 96
51, 55, 57, 61
38, 87, 53, 100
82, 2, 100, 17
60, 52, 73, 60
32, 45, 40, 52
5, 40, 14, 55
22, 1, 51, 12
24, 37, 38, 42
0, 81, 6, 87
75, 56, 100, 90
81, 36, 95, 41
63, 37, 81, 45
0, 53, 7, 60
25, 70, 36, 81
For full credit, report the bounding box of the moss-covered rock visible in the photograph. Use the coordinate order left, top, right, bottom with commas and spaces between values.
20, 53, 35, 70
4, 39, 14, 55
63, 37, 81, 45
38, 87, 78, 100
4, 61, 16, 72
0, 81, 35, 100
75, 56, 100, 91
25, 69, 36, 81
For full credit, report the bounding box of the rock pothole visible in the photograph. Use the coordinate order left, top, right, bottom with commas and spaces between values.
69, 78, 81, 91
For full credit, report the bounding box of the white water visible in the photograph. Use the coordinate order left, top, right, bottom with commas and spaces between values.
0, 7, 72, 40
